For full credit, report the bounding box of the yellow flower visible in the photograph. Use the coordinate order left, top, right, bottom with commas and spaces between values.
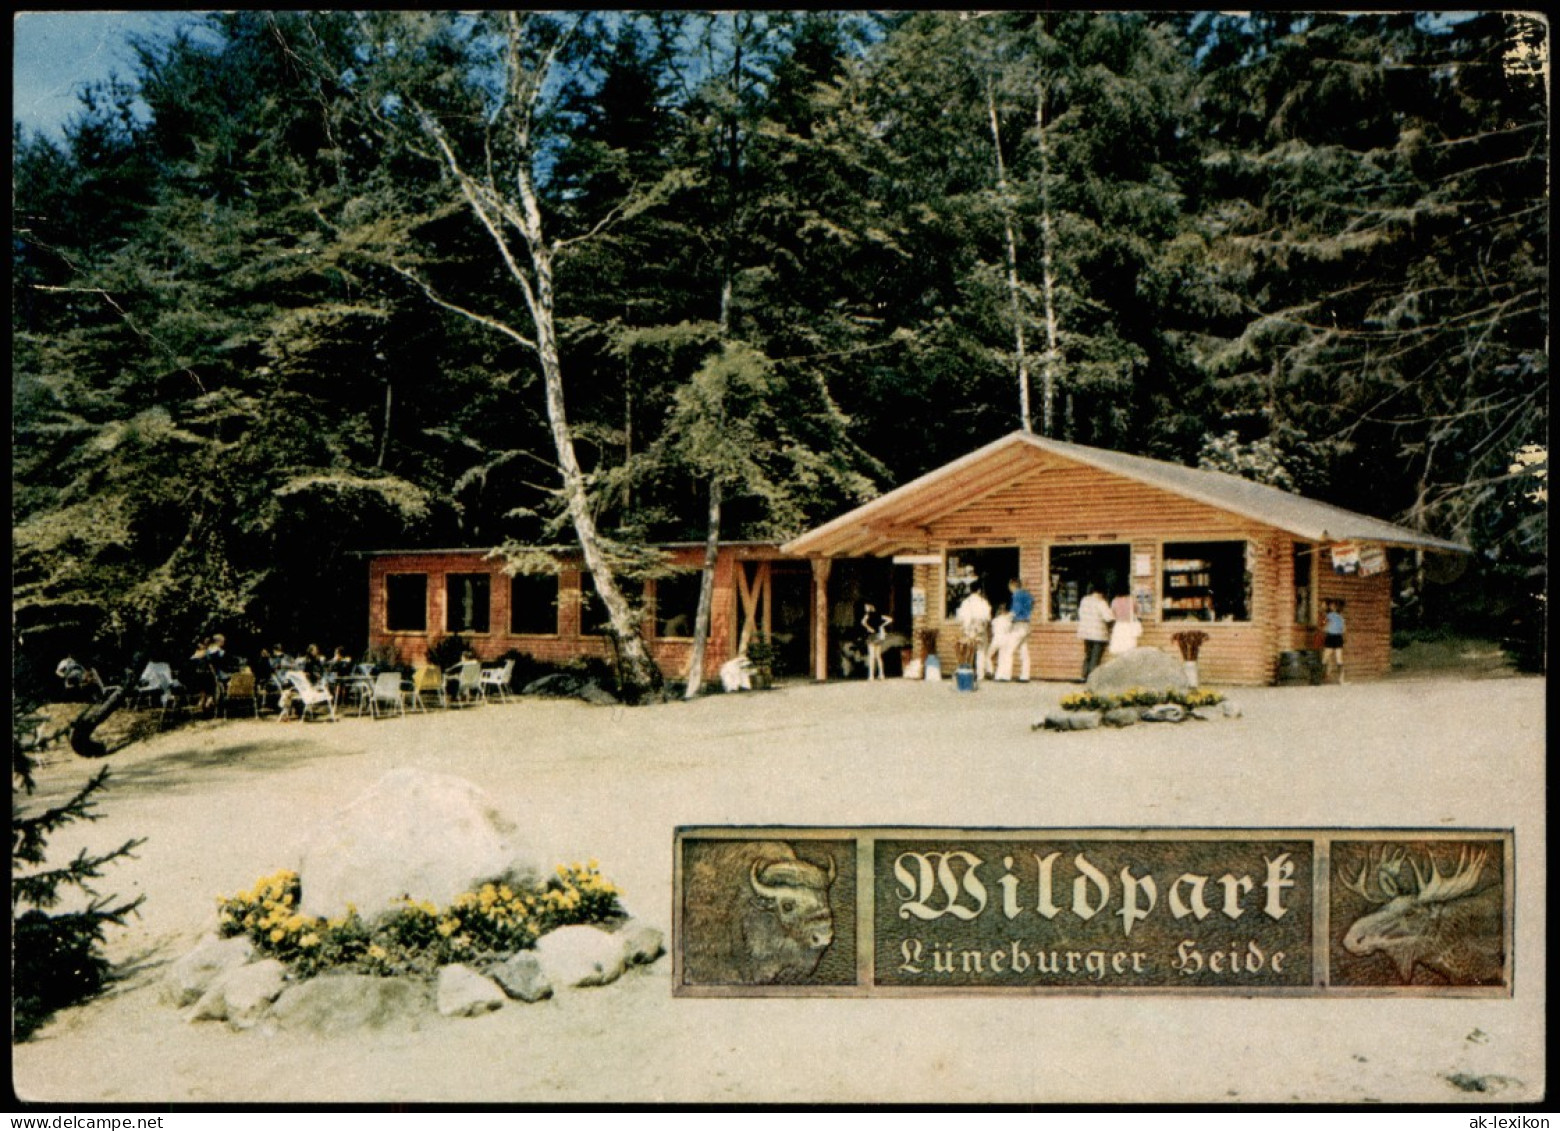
367, 945, 388, 960
437, 919, 458, 937
499, 886, 514, 901
269, 928, 285, 943
299, 933, 320, 948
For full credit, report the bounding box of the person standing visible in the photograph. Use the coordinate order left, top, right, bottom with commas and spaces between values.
955, 586, 994, 680
1077, 580, 1115, 680
995, 578, 1034, 682
1322, 599, 1347, 684
1108, 586, 1141, 655
861, 603, 892, 681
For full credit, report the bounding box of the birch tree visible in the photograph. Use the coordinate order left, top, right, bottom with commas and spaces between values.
349, 12, 683, 698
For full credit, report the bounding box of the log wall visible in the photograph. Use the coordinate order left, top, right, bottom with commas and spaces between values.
892, 456, 1395, 685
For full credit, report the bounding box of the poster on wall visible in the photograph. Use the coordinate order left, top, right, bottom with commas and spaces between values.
1330, 542, 1362, 574
1357, 544, 1388, 576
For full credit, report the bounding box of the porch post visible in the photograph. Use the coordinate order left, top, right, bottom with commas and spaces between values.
811, 557, 833, 682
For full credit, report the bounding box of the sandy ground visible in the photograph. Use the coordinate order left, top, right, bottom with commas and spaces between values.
11, 672, 1547, 1106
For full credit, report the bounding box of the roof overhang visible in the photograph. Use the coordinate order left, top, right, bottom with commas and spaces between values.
781, 432, 1472, 558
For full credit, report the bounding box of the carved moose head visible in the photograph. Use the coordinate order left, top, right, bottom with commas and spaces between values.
1339, 844, 1503, 984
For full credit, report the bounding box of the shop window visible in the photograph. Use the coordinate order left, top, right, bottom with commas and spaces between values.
1162, 541, 1251, 622
445, 573, 492, 634
510, 573, 559, 635
1048, 545, 1130, 621
944, 547, 1020, 618
1293, 542, 1315, 625
656, 572, 708, 638
385, 573, 428, 632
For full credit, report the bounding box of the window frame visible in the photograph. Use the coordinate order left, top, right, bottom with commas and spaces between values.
384, 572, 429, 634
654, 571, 711, 640
444, 572, 493, 635
943, 546, 1021, 621
509, 572, 560, 637
1158, 538, 1254, 624
1044, 542, 1132, 624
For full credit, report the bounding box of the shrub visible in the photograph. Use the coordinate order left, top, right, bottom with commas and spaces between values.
216, 861, 626, 980
425, 634, 470, 672
12, 701, 144, 1040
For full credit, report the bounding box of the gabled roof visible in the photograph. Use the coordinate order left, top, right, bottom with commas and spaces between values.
781, 431, 1471, 558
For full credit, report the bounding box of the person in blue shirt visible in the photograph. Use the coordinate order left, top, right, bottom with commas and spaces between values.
995, 577, 1033, 681
1322, 599, 1346, 684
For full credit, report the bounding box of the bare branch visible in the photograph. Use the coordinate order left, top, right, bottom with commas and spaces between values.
387, 262, 536, 352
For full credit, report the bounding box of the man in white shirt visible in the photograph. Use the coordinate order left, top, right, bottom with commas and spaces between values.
954, 588, 993, 679
1076, 581, 1115, 680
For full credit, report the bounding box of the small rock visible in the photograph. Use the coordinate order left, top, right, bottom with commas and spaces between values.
614, 920, 665, 966
489, 951, 553, 1002
1102, 707, 1140, 728
437, 963, 506, 1017
522, 673, 583, 698
1221, 701, 1243, 719
535, 924, 628, 988
163, 934, 255, 1008
1191, 706, 1222, 722
1042, 710, 1102, 731
188, 959, 287, 1027
577, 681, 620, 706
271, 973, 432, 1035
1141, 703, 1187, 723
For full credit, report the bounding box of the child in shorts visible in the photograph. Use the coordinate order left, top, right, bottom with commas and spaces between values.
1322, 599, 1346, 684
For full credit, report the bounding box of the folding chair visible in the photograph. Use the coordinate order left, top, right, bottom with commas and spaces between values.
282, 671, 336, 722
367, 671, 408, 719
480, 659, 515, 703
221, 670, 260, 718
407, 664, 447, 711
445, 659, 483, 707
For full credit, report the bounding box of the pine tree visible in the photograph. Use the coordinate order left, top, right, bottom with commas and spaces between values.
12, 697, 144, 1041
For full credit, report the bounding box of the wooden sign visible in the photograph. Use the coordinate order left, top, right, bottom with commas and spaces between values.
674, 827, 1511, 997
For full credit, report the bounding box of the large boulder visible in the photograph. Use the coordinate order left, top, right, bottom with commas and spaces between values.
1086, 648, 1190, 697
270, 973, 432, 1035
296, 769, 540, 921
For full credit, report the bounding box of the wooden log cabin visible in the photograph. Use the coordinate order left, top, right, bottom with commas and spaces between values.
364, 542, 813, 682
780, 431, 1469, 685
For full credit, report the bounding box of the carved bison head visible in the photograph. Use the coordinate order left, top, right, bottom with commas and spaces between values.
749, 854, 836, 951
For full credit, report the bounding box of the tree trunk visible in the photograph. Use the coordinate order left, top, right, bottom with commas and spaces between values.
988, 81, 1032, 434
69, 656, 143, 759
684, 478, 723, 698
1034, 85, 1061, 439
529, 246, 662, 700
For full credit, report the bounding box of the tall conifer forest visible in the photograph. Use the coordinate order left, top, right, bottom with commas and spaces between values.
12, 12, 1548, 687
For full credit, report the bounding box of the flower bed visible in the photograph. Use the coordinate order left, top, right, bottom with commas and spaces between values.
1059, 686, 1225, 713
217, 862, 624, 980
